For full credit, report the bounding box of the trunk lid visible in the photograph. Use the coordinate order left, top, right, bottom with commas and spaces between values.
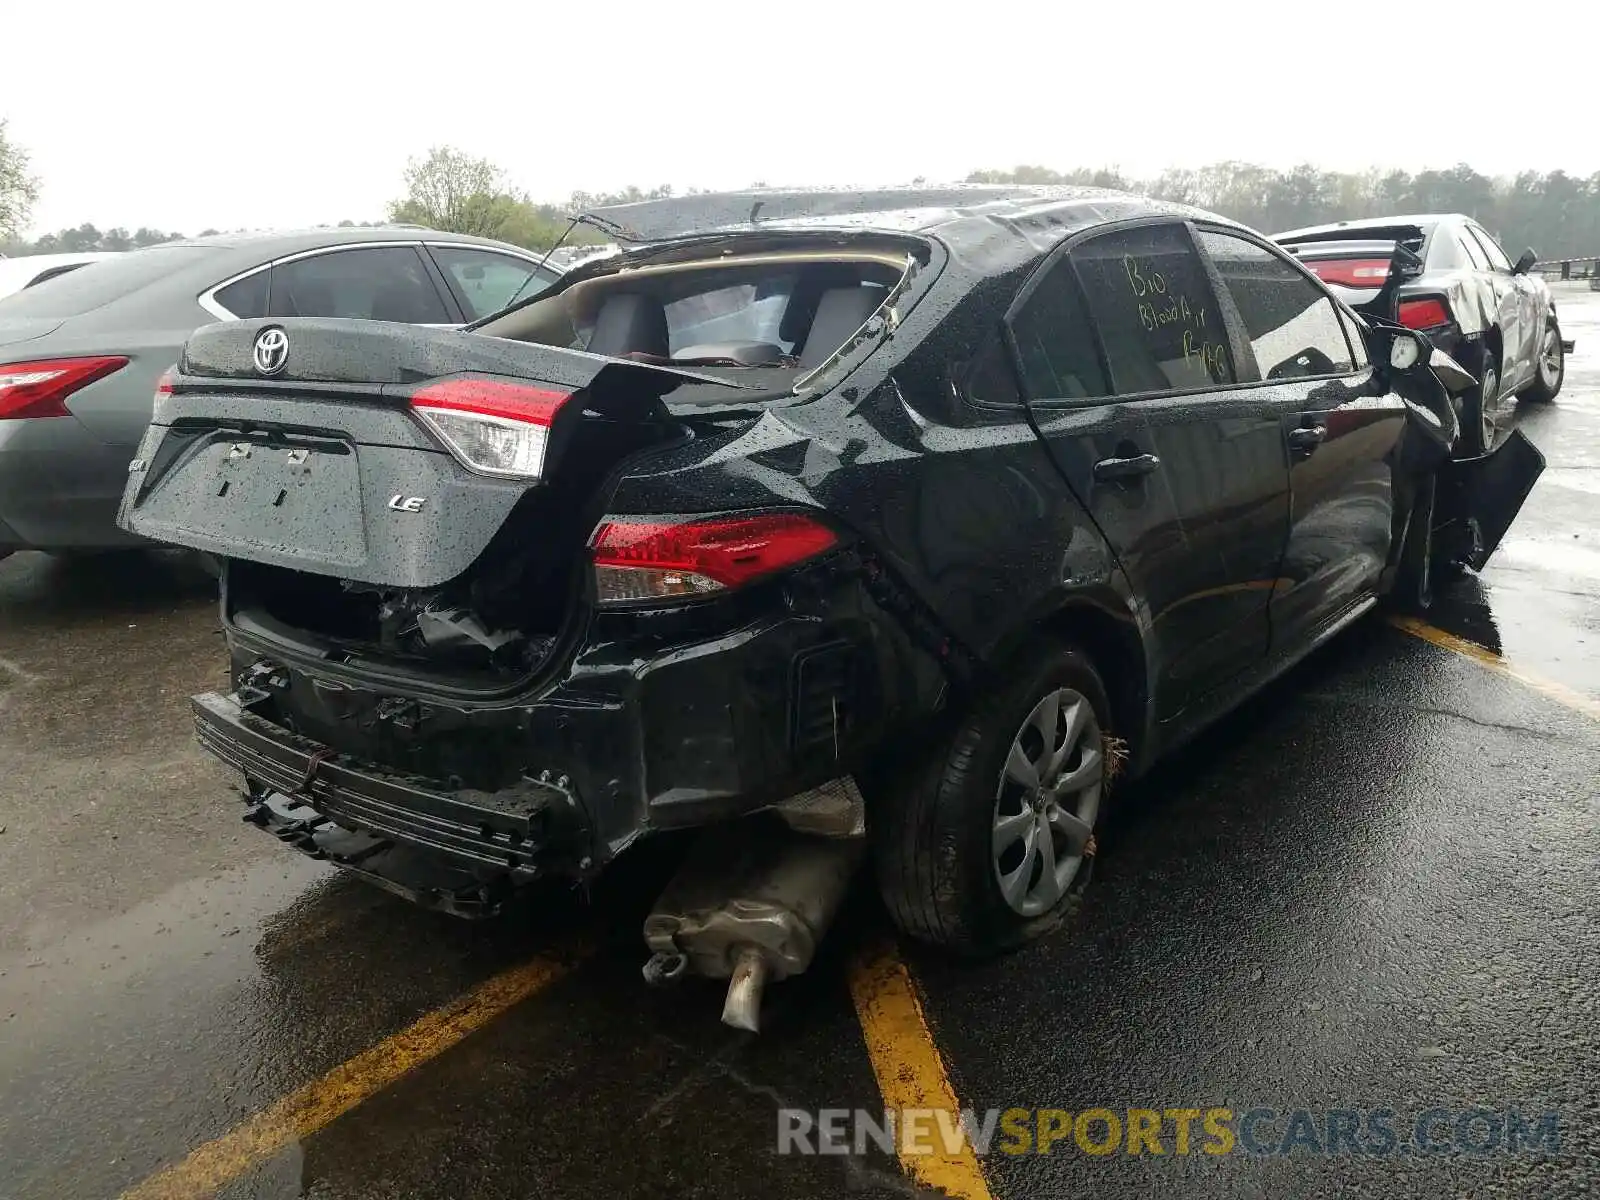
1277, 225, 1428, 318
0, 318, 66, 349
121, 318, 748, 590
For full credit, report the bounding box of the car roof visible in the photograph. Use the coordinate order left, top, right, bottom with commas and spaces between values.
0, 252, 120, 297
2, 251, 118, 266
0, 227, 550, 324
582, 185, 1240, 275
163, 225, 539, 257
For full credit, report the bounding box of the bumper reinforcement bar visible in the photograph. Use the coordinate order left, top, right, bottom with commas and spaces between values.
191, 691, 580, 917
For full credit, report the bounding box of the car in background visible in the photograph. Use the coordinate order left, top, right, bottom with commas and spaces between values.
0, 252, 118, 300
119, 186, 1542, 972
1275, 213, 1568, 455
0, 227, 560, 561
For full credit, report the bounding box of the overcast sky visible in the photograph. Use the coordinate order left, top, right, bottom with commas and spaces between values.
5, 0, 1595, 237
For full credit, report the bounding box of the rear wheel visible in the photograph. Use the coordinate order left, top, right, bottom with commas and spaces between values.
1522, 319, 1564, 403
1459, 339, 1501, 456
873, 641, 1115, 955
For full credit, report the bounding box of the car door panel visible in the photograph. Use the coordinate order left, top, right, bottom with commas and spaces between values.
1014, 223, 1287, 720
1271, 380, 1406, 633
1466, 224, 1532, 388
1128, 392, 1288, 696
1192, 228, 1407, 646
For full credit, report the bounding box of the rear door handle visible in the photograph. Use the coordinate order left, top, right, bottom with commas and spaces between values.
1092, 452, 1161, 482
1287, 425, 1327, 455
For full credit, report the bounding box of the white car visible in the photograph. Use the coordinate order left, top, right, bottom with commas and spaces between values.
0, 252, 118, 301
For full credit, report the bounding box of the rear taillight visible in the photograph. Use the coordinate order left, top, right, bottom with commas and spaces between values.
1306, 258, 1393, 288
410, 377, 572, 479
589, 512, 839, 604
0, 356, 128, 420
154, 365, 176, 400
1397, 298, 1452, 330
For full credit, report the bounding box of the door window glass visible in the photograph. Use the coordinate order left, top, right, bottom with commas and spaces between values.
1467, 224, 1513, 272
1428, 231, 1468, 270
213, 270, 270, 318
431, 246, 553, 319
1071, 224, 1234, 394
1337, 307, 1370, 369
267, 247, 450, 323
1007, 261, 1109, 400
965, 332, 1024, 405
1196, 230, 1354, 379
1457, 229, 1491, 271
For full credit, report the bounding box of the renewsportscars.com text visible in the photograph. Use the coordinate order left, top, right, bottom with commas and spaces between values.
777, 1106, 1562, 1158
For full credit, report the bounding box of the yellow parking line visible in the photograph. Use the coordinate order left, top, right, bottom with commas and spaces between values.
1388, 614, 1600, 721
848, 943, 994, 1200
121, 954, 576, 1200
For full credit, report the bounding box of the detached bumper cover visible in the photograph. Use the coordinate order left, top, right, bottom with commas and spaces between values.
192, 692, 585, 915
1435, 428, 1547, 571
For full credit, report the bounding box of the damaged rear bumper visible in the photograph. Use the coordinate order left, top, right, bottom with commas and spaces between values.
195, 579, 943, 910
193, 692, 586, 916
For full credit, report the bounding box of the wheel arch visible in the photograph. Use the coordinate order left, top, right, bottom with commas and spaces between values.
1031, 599, 1151, 773
1482, 322, 1504, 368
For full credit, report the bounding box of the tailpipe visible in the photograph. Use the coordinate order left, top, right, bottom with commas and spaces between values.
642, 783, 866, 1033
720, 947, 770, 1032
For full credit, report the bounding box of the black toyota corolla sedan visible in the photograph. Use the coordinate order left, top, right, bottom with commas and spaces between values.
118, 186, 1541, 977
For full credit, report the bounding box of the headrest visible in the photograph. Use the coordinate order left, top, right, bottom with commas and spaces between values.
587, 293, 669, 359
798, 286, 883, 369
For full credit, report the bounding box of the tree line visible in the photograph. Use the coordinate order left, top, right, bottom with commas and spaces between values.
8, 125, 1600, 262
966, 163, 1600, 260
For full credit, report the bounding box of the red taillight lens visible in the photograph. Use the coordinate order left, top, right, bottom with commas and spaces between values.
0, 356, 128, 420
589, 512, 840, 603
1397, 298, 1452, 330
410, 377, 572, 479
1306, 258, 1394, 288
154, 366, 176, 400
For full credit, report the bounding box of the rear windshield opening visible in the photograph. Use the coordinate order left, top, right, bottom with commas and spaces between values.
477, 250, 911, 386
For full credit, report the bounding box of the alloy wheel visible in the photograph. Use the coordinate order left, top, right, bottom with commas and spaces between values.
1539, 327, 1563, 389
992, 687, 1103, 916
1479, 364, 1499, 449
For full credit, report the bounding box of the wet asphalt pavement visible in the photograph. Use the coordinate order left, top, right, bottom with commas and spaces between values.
2, 288, 1598, 1200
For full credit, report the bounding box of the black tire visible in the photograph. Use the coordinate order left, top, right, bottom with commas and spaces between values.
1458, 338, 1501, 457
1522, 318, 1564, 404
1391, 488, 1432, 611
872, 641, 1116, 956
1390, 472, 1460, 608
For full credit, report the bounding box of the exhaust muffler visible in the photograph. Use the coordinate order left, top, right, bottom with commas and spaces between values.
642, 780, 866, 1032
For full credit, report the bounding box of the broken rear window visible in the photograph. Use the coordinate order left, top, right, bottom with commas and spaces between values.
485, 250, 909, 379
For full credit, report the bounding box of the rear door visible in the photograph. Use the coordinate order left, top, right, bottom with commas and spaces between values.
1193, 227, 1406, 647
1012, 221, 1289, 718
1467, 223, 1540, 390
1457, 223, 1526, 386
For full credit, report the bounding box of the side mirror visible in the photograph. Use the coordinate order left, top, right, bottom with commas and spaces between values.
1514, 249, 1537, 276
1389, 330, 1428, 372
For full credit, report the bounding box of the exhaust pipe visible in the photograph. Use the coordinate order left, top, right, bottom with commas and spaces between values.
720, 947, 770, 1032
643, 781, 866, 1033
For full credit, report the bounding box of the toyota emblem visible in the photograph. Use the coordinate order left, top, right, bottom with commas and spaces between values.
253, 327, 289, 376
